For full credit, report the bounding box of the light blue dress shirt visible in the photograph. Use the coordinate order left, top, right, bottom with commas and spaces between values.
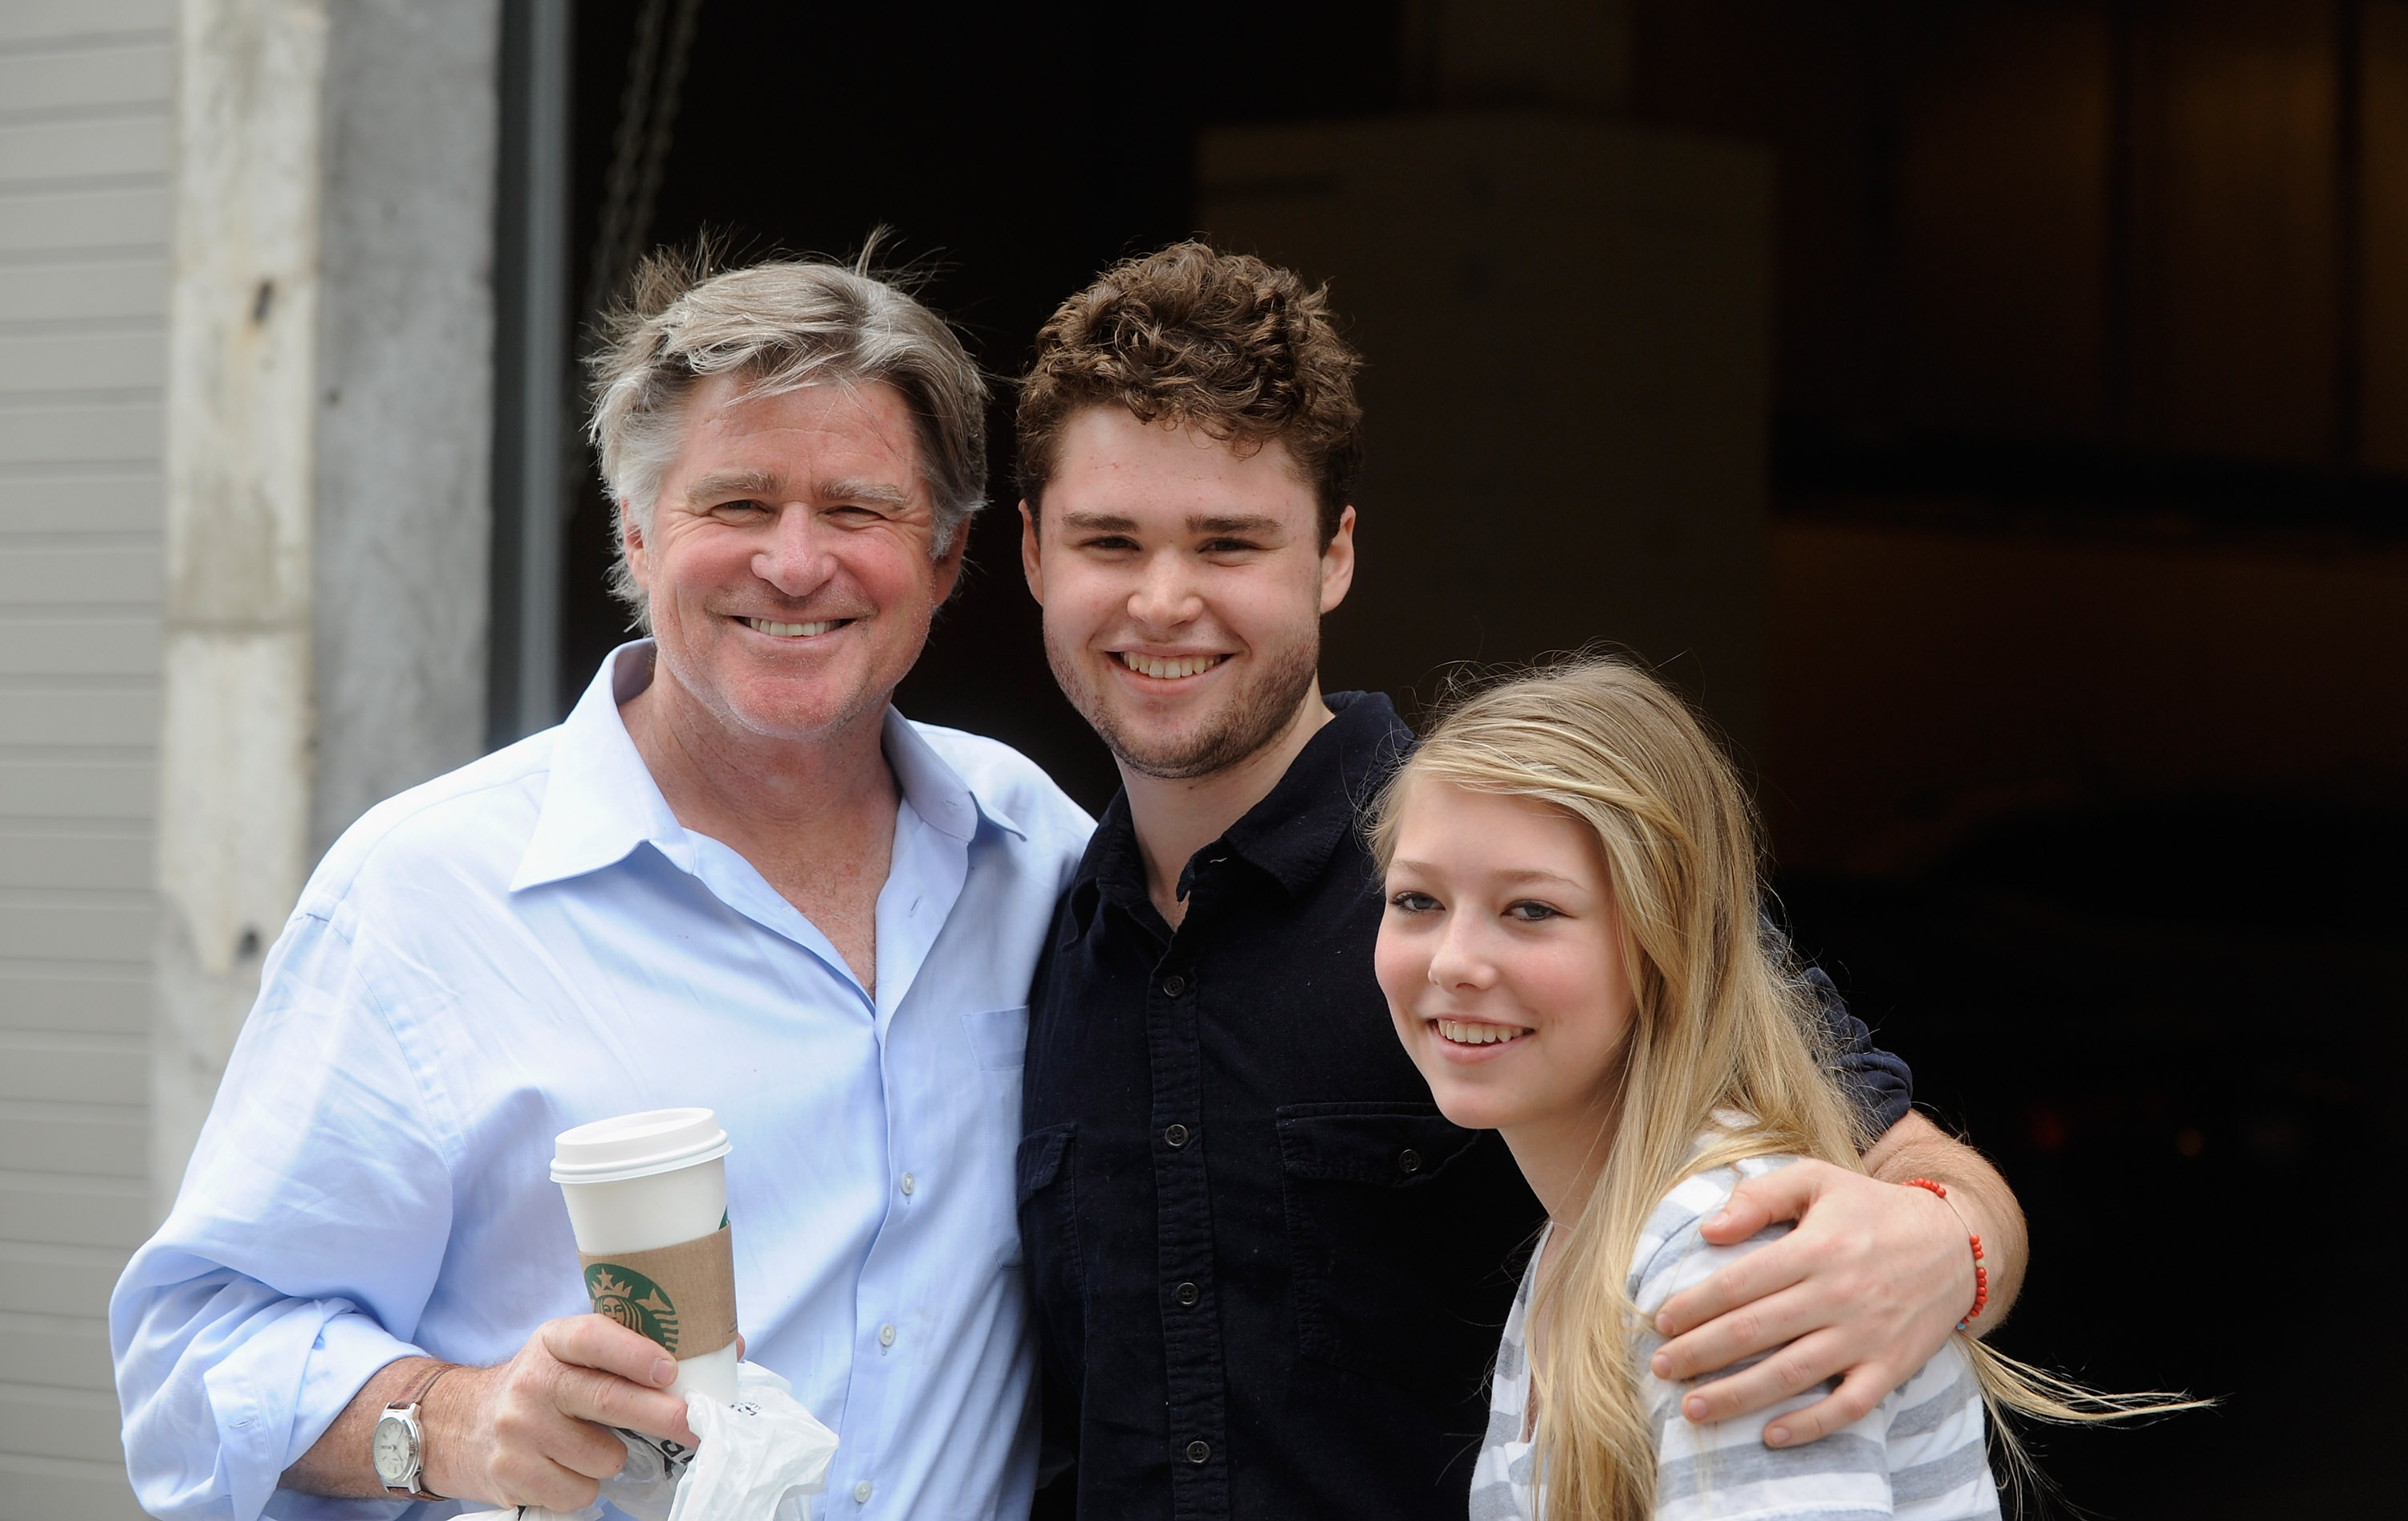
110, 643, 1094, 1521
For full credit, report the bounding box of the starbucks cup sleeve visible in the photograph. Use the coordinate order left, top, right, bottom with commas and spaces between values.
577, 1226, 739, 1362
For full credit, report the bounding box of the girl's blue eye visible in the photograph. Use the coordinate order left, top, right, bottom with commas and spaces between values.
1389, 891, 1439, 913
1507, 901, 1561, 922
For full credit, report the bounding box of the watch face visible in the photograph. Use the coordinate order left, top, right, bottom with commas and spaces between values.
371, 1413, 413, 1484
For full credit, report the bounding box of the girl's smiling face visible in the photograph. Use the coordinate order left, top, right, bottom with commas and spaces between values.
1376, 779, 1635, 1145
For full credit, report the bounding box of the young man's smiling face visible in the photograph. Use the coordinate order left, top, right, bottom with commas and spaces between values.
625, 373, 962, 746
1022, 406, 1355, 780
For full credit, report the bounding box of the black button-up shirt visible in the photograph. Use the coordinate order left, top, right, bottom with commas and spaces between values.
1021, 692, 1910, 1521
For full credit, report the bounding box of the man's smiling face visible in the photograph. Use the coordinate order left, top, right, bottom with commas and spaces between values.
625, 373, 961, 745
1022, 406, 1354, 779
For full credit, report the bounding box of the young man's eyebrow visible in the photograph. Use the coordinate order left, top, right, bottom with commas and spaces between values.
1057, 510, 1141, 532
1051, 510, 1287, 536
1188, 513, 1285, 536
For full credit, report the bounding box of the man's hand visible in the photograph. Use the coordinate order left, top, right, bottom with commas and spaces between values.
280, 1316, 698, 1508
1649, 1112, 2028, 1447
421, 1316, 700, 1511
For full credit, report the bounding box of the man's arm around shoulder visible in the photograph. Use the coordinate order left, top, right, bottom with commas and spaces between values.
1649, 1112, 2028, 1446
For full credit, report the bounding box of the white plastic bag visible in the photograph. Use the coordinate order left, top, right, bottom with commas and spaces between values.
664, 1362, 838, 1520
456, 1361, 837, 1521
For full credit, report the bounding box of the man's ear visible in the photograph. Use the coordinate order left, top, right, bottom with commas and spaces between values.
1318, 504, 1357, 616
619, 500, 650, 590
931, 512, 972, 604
1019, 500, 1044, 604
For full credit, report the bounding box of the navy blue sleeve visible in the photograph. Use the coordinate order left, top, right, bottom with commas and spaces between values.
1762, 909, 1914, 1137
1803, 962, 1914, 1137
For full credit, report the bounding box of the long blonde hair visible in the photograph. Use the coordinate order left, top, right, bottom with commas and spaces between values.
1367, 656, 2188, 1520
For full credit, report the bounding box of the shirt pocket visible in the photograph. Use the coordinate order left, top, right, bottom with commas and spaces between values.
1015, 1121, 1086, 1369
959, 1005, 1028, 1114
1276, 1103, 1531, 1400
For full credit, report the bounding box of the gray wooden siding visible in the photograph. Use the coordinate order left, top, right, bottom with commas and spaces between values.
0, 1, 172, 1516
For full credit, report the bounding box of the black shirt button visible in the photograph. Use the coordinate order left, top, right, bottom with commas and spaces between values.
1399, 1148, 1423, 1173
1186, 1440, 1211, 1464
1161, 974, 1186, 997
1164, 1123, 1190, 1149
1175, 1280, 1200, 1307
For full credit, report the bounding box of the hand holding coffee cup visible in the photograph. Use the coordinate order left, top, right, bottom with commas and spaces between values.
388, 1109, 739, 1512
415, 1316, 699, 1511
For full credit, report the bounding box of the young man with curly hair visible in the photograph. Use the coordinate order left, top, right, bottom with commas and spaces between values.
1014, 242, 2030, 1519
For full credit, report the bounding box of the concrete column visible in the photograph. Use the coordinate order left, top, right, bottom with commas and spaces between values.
154, 0, 499, 1210
156, 0, 330, 1208
311, 0, 498, 857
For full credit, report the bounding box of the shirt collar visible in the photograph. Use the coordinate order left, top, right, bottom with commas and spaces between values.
1216, 690, 1412, 893
513, 640, 1019, 893
885, 705, 1024, 844
511, 642, 686, 892
1065, 690, 1413, 925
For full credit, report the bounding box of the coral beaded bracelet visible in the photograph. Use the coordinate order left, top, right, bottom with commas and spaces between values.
1902, 1177, 1988, 1331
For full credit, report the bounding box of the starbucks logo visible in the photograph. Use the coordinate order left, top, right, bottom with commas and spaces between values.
584, 1263, 683, 1354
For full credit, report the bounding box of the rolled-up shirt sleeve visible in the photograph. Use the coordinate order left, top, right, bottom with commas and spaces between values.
111, 905, 454, 1521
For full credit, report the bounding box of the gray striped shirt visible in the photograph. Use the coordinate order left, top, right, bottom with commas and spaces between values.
1468, 1155, 2000, 1520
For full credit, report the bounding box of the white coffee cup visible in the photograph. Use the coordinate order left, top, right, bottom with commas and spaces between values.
551, 1107, 739, 1404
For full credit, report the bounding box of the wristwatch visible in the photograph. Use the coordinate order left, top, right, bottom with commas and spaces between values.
370, 1362, 456, 1501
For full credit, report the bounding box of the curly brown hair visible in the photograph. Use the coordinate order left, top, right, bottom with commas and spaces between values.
1016, 242, 1365, 544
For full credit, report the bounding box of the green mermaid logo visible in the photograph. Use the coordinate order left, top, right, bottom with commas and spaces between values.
584, 1263, 683, 1354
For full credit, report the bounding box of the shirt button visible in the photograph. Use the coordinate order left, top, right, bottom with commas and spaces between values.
1175, 1281, 1199, 1307
899, 1173, 915, 1196
854, 1479, 874, 1503
1164, 1123, 1190, 1149
1186, 1440, 1211, 1464
879, 1324, 896, 1347
1399, 1148, 1423, 1173
1161, 974, 1186, 997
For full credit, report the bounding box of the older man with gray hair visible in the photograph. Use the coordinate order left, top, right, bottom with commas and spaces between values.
111, 254, 1091, 1521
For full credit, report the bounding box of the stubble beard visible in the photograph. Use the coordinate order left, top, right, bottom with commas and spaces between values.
1051, 627, 1322, 783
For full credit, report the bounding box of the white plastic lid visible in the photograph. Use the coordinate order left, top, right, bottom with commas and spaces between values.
551, 1107, 731, 1185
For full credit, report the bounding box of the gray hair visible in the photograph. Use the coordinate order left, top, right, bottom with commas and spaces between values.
586, 248, 988, 628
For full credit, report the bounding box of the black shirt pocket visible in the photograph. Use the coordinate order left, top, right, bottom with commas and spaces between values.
1019, 1120, 1086, 1317
1275, 1103, 1538, 1401
1017, 1120, 1085, 1490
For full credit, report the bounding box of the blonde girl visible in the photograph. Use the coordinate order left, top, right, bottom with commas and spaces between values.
1369, 657, 2172, 1521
